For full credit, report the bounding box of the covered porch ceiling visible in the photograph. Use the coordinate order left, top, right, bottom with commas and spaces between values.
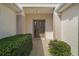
23, 7, 54, 14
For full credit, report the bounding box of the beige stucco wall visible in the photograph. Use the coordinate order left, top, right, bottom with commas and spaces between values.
25, 14, 53, 39
61, 4, 79, 56
0, 4, 16, 39
16, 15, 26, 34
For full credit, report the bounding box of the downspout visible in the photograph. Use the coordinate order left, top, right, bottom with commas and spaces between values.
52, 7, 56, 40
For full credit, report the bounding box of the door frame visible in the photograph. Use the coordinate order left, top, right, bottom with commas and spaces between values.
33, 19, 45, 38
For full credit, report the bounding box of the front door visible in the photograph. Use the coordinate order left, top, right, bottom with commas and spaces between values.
33, 20, 45, 38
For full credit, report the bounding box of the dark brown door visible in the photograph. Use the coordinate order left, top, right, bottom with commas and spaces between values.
33, 20, 45, 38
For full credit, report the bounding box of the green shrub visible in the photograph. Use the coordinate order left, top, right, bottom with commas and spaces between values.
0, 34, 32, 56
48, 40, 71, 56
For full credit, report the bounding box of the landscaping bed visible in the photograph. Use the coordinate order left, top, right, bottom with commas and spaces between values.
0, 34, 32, 56
48, 40, 71, 56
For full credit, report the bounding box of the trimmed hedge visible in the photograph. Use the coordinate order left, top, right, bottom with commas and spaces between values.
0, 34, 32, 56
48, 40, 71, 56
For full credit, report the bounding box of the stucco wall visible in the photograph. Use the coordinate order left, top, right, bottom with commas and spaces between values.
61, 4, 79, 56
25, 14, 53, 39
0, 4, 16, 39
16, 15, 25, 34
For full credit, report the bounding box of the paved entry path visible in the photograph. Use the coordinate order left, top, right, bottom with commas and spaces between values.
30, 38, 50, 56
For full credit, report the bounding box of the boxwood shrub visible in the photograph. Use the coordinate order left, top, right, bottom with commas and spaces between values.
0, 34, 32, 56
48, 40, 71, 56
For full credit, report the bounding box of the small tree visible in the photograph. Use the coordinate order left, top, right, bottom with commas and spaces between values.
48, 40, 71, 56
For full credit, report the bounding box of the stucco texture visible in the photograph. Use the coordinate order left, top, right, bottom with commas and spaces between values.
61, 4, 79, 56
0, 4, 16, 39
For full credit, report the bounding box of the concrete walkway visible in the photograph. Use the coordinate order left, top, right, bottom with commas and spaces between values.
30, 38, 50, 56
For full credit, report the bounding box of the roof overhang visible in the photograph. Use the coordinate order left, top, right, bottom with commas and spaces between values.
21, 3, 56, 7
23, 7, 54, 14
56, 3, 73, 13
22, 4, 56, 14
2, 3, 22, 13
